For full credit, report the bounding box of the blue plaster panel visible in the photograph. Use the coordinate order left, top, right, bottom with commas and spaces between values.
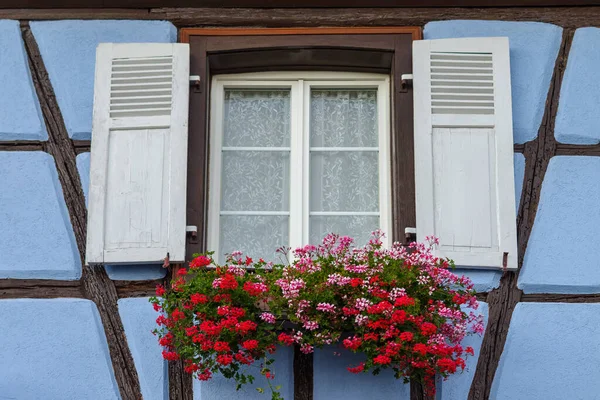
491, 303, 600, 399
0, 152, 80, 279
0, 299, 120, 399
314, 346, 410, 400
555, 28, 600, 144
437, 303, 488, 399
118, 297, 167, 400
519, 156, 600, 294
76, 152, 167, 280
193, 346, 293, 400
0, 20, 46, 140
424, 21, 562, 144
514, 153, 525, 210
453, 269, 501, 293
30, 20, 177, 140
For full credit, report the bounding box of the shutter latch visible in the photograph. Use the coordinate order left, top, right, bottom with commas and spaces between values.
400, 74, 413, 93
189, 75, 201, 92
404, 227, 417, 244
186, 225, 198, 242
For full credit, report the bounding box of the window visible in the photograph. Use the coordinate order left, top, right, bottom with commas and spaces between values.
207, 72, 391, 262
85, 28, 519, 270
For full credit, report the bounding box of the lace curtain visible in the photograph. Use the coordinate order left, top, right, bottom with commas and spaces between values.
217, 88, 379, 262
309, 90, 380, 246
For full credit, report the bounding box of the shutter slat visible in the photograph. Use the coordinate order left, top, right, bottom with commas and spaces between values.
86, 43, 189, 265
413, 37, 517, 270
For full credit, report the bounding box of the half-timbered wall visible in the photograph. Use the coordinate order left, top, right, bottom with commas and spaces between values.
1, 9, 600, 400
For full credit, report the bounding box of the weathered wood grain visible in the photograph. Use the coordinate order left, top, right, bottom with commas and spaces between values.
21, 23, 143, 400
467, 28, 574, 400
115, 279, 165, 298
3, 0, 600, 8
156, 7, 600, 28
0, 279, 83, 299
294, 345, 314, 400
522, 293, 600, 302
410, 380, 434, 400
555, 143, 600, 155
164, 264, 194, 400
0, 7, 599, 28
0, 140, 45, 151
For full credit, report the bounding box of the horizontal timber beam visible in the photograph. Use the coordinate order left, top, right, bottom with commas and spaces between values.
0, 7, 598, 28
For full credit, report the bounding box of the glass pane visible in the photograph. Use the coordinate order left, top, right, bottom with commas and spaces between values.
310, 89, 378, 147
223, 90, 291, 147
309, 215, 379, 246
221, 151, 290, 211
219, 215, 289, 263
310, 151, 379, 212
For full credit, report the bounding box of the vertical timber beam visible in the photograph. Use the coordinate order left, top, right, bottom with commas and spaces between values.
467, 28, 574, 400
21, 22, 143, 400
294, 345, 314, 400
165, 264, 194, 400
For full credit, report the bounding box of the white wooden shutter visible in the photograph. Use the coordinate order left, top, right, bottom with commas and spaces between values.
86, 43, 189, 265
413, 37, 518, 270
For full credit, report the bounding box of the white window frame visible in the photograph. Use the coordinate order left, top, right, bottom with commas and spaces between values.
208, 71, 391, 259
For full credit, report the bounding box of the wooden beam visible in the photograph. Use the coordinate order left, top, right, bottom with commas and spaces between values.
21, 22, 144, 400
157, 7, 600, 28
3, 0, 600, 9
115, 279, 164, 298
522, 293, 600, 302
0, 279, 83, 299
72, 139, 91, 154
0, 7, 598, 28
294, 345, 314, 400
467, 28, 574, 400
0, 141, 45, 151
164, 265, 194, 400
555, 143, 600, 156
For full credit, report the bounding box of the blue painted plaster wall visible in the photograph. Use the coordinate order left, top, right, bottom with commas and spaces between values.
436, 303, 488, 399
491, 303, 600, 399
194, 346, 294, 400
0, 20, 46, 140
118, 297, 167, 400
0, 151, 80, 279
30, 20, 176, 140
424, 20, 562, 144
77, 152, 167, 280
555, 28, 600, 144
314, 346, 410, 400
0, 299, 120, 399
519, 156, 600, 294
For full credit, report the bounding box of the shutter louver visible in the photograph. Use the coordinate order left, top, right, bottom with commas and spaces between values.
86, 43, 189, 265
413, 37, 518, 270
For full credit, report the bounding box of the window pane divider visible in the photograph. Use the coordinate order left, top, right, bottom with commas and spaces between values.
222, 146, 291, 151
309, 211, 380, 216
220, 211, 290, 216
309, 147, 378, 151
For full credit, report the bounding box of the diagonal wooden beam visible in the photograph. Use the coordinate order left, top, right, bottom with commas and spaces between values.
20, 22, 143, 400
467, 28, 574, 400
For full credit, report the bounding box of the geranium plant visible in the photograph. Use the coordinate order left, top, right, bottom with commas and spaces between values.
150, 253, 285, 399
152, 231, 483, 399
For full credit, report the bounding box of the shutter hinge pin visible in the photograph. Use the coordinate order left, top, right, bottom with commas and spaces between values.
189, 75, 201, 92
400, 73, 413, 93
502, 252, 509, 272
404, 227, 417, 245
186, 225, 198, 242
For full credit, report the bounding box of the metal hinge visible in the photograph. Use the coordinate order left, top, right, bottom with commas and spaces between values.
404, 227, 417, 244
189, 75, 201, 92
399, 74, 413, 93
186, 225, 198, 242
